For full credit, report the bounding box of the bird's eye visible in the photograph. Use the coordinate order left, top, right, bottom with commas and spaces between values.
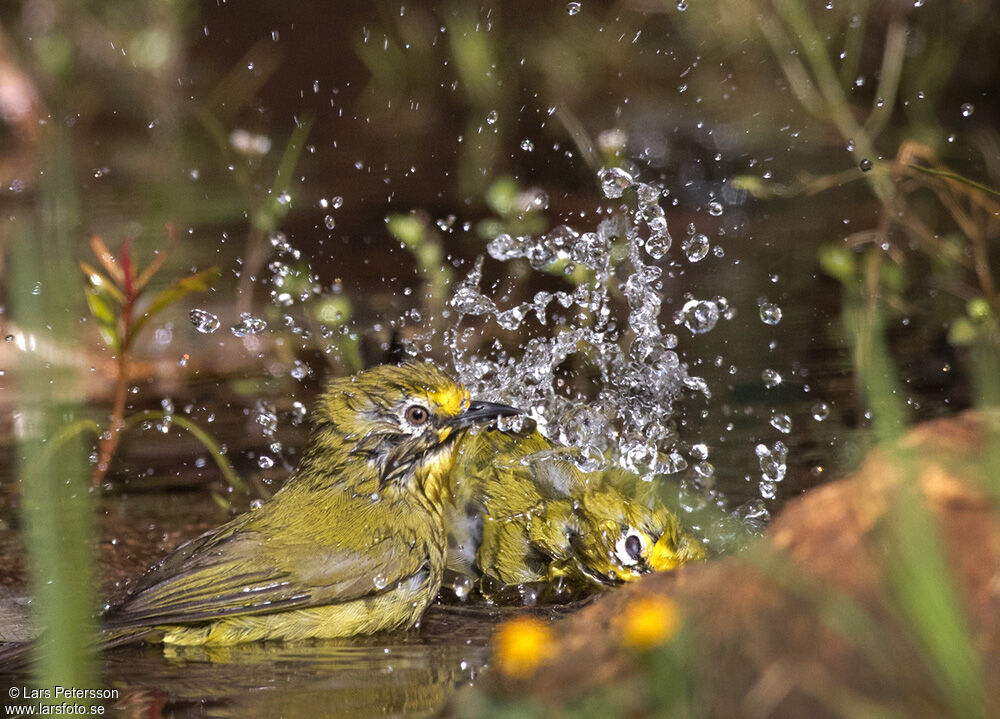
614, 528, 646, 567
404, 404, 430, 426
625, 534, 643, 561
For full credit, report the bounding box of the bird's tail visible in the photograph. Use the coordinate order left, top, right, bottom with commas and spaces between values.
0, 640, 33, 673
0, 628, 154, 673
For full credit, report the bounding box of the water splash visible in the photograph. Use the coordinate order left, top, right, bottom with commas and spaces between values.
231, 312, 267, 337
189, 309, 220, 334
442, 172, 716, 480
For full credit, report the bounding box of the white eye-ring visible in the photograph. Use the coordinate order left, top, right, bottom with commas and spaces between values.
614, 528, 646, 567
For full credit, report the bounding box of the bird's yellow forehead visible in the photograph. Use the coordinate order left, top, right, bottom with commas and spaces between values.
426, 385, 470, 417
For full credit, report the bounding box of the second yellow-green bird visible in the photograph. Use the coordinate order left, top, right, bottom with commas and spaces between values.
447, 423, 706, 600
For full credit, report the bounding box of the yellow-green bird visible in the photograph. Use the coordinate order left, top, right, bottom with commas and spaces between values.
4, 364, 519, 659
447, 424, 706, 600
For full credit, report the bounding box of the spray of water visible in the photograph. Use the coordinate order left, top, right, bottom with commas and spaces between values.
442, 168, 719, 483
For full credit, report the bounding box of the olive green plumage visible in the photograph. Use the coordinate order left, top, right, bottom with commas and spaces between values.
96, 363, 518, 647
447, 424, 706, 599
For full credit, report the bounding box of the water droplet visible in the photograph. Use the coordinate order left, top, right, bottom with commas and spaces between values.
682, 233, 709, 262
679, 480, 709, 512
762, 369, 782, 388
450, 257, 496, 315
644, 232, 671, 259
677, 299, 720, 334
694, 460, 714, 479
676, 0, 687, 9
859, 158, 873, 172
497, 414, 525, 433
255, 403, 278, 436
769, 413, 792, 434
231, 312, 267, 337
31, 282, 41, 296
189, 309, 220, 334
520, 139, 534, 151
566, 1, 581, 14
758, 301, 782, 325
845, 138, 855, 152
961, 102, 974, 118
258, 455, 274, 469
706, 200, 723, 217
756, 441, 788, 482
734, 498, 770, 527
373, 574, 389, 590
323, 214, 336, 230
486, 110, 498, 125
269, 231, 294, 253
520, 585, 538, 607
290, 359, 312, 381
598, 166, 634, 198
453, 576, 474, 599
811, 401, 830, 421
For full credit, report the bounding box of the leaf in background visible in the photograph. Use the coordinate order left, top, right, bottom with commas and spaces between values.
878, 260, 905, 295
205, 41, 283, 127
84, 288, 121, 350
134, 223, 178, 291
386, 213, 425, 249
314, 295, 353, 326
79, 262, 126, 304
885, 475, 990, 719
818, 244, 856, 285
128, 267, 221, 343
968, 297, 994, 321
252, 117, 314, 233
119, 239, 136, 300
446, 7, 498, 106
484, 177, 518, 217
947, 317, 976, 347
907, 163, 1000, 199
732, 175, 774, 199
88, 235, 124, 286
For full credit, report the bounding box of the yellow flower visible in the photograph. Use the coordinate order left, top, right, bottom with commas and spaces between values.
492, 616, 556, 679
619, 595, 682, 649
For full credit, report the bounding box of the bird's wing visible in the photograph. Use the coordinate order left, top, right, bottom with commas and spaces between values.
103, 519, 429, 630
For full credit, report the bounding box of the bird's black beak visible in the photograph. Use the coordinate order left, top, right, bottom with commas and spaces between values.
450, 400, 523, 430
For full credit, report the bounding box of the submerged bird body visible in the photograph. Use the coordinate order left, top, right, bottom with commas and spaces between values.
103, 487, 444, 646
96, 363, 520, 647
448, 424, 705, 599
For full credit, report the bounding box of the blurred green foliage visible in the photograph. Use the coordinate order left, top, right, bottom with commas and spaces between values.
10, 126, 97, 700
